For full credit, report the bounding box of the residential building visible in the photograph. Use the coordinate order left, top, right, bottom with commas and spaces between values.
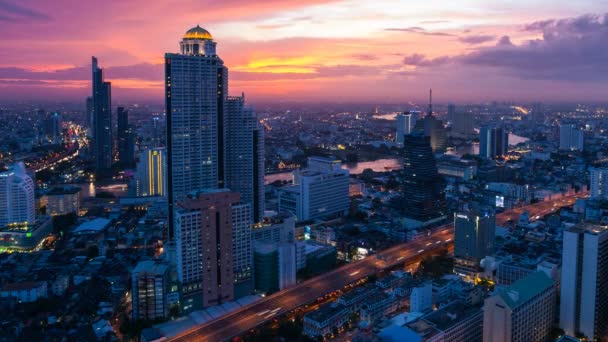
560, 224, 608, 341
479, 125, 508, 160
278, 157, 349, 221
44, 186, 82, 216
482, 271, 556, 342
224, 94, 265, 222
590, 167, 608, 200
252, 212, 295, 243
132, 261, 170, 320
559, 124, 584, 151
0, 281, 48, 303
303, 302, 349, 339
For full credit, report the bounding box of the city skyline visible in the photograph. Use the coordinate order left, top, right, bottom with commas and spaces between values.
0, 1, 607, 103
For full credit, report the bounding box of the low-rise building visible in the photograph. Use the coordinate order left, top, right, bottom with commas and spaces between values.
0, 281, 48, 303
303, 302, 350, 339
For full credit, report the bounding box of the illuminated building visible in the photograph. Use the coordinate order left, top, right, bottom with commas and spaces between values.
92, 56, 113, 178
224, 94, 265, 222
136, 147, 167, 197
0, 162, 35, 227
132, 260, 170, 320
278, 157, 349, 221
395, 112, 416, 146
454, 204, 495, 278
559, 124, 584, 151
43, 186, 82, 216
590, 167, 608, 200
479, 125, 508, 160
174, 189, 251, 311
560, 224, 608, 340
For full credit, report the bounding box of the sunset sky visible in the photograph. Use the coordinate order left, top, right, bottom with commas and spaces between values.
0, 0, 607, 104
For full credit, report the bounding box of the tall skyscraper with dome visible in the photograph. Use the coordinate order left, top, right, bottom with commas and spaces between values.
165, 26, 264, 309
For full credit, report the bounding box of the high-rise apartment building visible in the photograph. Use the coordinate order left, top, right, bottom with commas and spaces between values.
117, 107, 135, 167
224, 94, 265, 222
278, 157, 349, 221
559, 124, 584, 151
479, 125, 509, 160
136, 147, 167, 197
560, 224, 608, 341
0, 163, 35, 227
401, 134, 447, 223
132, 260, 170, 320
174, 189, 251, 311
483, 271, 556, 342
454, 205, 495, 277
590, 167, 608, 200
396, 112, 416, 146
92, 56, 113, 178
165, 26, 264, 239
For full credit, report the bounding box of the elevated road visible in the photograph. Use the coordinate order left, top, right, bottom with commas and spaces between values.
169, 193, 585, 342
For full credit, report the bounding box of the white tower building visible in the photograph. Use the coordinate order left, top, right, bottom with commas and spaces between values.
0, 162, 35, 227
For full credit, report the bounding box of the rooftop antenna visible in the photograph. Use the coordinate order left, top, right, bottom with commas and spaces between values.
427, 88, 433, 116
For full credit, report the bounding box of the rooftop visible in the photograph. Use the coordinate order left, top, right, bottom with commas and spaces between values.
497, 271, 554, 309
305, 302, 348, 323
47, 186, 81, 195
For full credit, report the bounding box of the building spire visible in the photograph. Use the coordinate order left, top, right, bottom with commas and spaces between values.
428, 88, 433, 116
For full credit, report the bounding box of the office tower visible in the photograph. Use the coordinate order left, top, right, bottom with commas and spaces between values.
254, 241, 296, 293
590, 167, 608, 200
231, 202, 253, 297
135, 147, 167, 197
454, 205, 495, 277
174, 189, 250, 310
224, 94, 265, 222
132, 260, 170, 320
415, 89, 448, 153
452, 111, 474, 138
479, 125, 509, 159
559, 124, 584, 151
277, 157, 349, 221
0, 163, 35, 227
92, 56, 113, 178
447, 103, 456, 123
86, 96, 94, 132
395, 112, 416, 146
560, 224, 608, 341
483, 271, 556, 342
401, 134, 447, 223
117, 107, 135, 167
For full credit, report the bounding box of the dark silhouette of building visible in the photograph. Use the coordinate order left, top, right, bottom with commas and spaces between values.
401, 133, 447, 222
479, 125, 508, 160
415, 89, 447, 153
92, 56, 113, 178
117, 107, 135, 168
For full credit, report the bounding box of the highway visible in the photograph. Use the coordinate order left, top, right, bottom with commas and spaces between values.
169, 192, 585, 342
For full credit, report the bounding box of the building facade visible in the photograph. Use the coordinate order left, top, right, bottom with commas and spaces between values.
132, 261, 170, 321
590, 167, 608, 200
136, 147, 167, 197
479, 125, 508, 160
117, 106, 135, 167
454, 205, 495, 277
560, 224, 608, 341
396, 112, 416, 146
559, 124, 584, 151
0, 162, 35, 227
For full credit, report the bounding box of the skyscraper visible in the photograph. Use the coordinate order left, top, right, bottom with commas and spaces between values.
174, 190, 249, 311
117, 107, 134, 167
447, 103, 456, 123
224, 94, 265, 222
43, 111, 62, 143
0, 162, 35, 227
135, 147, 167, 197
166, 25, 264, 238
452, 111, 474, 138
401, 133, 447, 223
415, 89, 448, 153
85, 96, 93, 133
560, 223, 608, 341
479, 125, 509, 160
559, 124, 584, 151
454, 204, 495, 277
590, 167, 608, 200
395, 112, 416, 146
92, 56, 113, 178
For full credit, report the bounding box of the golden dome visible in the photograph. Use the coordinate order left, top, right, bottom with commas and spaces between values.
183, 25, 213, 40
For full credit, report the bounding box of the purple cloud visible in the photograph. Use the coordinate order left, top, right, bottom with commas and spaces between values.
385, 27, 455, 37
459, 34, 496, 45
403, 53, 451, 67
0, 1, 51, 21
